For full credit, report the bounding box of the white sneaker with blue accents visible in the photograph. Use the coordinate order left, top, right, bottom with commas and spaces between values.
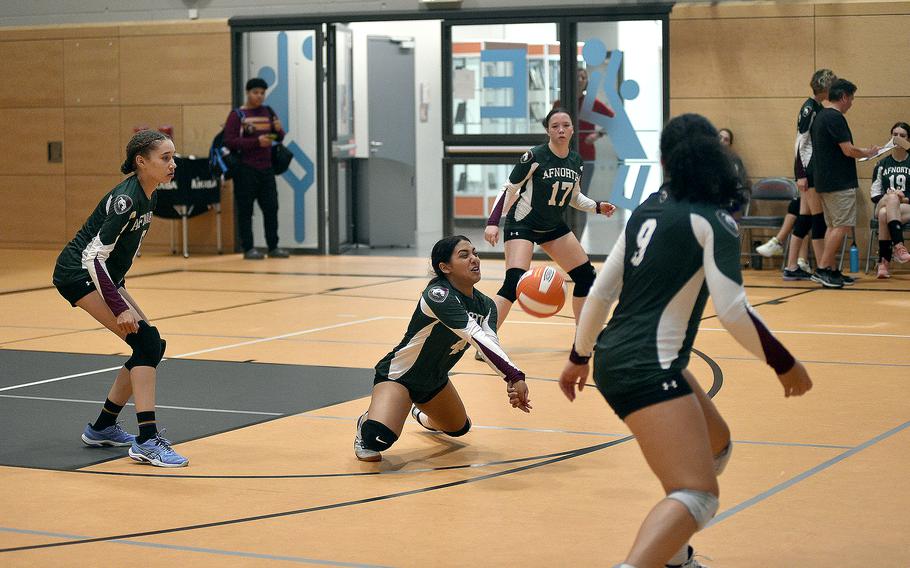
128, 430, 189, 467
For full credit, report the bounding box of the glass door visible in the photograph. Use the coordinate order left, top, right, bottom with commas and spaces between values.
328, 24, 356, 254
238, 27, 325, 252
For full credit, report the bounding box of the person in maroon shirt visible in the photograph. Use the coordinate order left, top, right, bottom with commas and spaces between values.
223, 78, 289, 259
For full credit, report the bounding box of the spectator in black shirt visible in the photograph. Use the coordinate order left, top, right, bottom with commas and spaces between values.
809, 79, 879, 288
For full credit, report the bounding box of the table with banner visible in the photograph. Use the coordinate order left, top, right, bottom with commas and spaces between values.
153, 155, 222, 258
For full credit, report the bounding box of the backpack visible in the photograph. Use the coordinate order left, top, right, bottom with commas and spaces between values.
209, 109, 245, 180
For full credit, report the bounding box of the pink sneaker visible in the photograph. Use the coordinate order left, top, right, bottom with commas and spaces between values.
893, 243, 910, 264
877, 259, 892, 279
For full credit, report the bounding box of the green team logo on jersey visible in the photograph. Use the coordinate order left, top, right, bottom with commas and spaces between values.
428, 286, 449, 303
716, 210, 740, 237
113, 195, 133, 215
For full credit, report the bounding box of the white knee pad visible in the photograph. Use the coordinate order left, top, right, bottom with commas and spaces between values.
667, 489, 718, 530
714, 443, 732, 476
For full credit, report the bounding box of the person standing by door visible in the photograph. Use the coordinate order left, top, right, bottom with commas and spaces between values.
224, 77, 290, 259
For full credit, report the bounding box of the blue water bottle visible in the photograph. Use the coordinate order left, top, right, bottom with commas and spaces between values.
849, 242, 859, 273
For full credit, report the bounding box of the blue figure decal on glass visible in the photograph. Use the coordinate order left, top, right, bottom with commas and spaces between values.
579, 40, 650, 211
257, 31, 316, 244
480, 48, 527, 119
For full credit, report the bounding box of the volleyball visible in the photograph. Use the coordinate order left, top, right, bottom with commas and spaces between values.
515, 266, 567, 318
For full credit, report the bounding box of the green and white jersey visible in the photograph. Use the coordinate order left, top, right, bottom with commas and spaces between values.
503, 143, 595, 230
572, 187, 793, 387
375, 278, 524, 386
53, 175, 155, 315
870, 153, 910, 202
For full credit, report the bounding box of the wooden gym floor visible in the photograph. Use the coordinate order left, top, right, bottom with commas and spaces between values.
0, 248, 908, 567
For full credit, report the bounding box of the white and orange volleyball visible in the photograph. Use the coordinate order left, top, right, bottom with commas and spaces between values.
515, 265, 567, 318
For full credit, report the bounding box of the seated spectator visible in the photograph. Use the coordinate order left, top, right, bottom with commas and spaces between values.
871, 121, 910, 278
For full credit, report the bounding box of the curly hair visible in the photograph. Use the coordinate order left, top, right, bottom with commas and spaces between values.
660, 114, 742, 208
121, 130, 169, 175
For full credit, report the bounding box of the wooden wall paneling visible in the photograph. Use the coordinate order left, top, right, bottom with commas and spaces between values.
119, 105, 184, 154
670, 97, 803, 180
64, 107, 121, 175
117, 20, 229, 36
0, 40, 64, 107
0, 108, 65, 176
815, 2, 910, 16
182, 104, 232, 157
0, 176, 66, 245
64, 38, 119, 106
816, 15, 910, 98
64, 175, 124, 238
0, 25, 118, 41
119, 33, 231, 106
669, 17, 814, 98
843, 97, 910, 181
671, 3, 812, 20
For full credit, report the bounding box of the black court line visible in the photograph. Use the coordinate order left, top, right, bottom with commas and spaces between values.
699, 288, 817, 322
0, 269, 184, 297
0, 436, 634, 553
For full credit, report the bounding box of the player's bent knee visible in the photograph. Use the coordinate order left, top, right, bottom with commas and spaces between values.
667, 489, 719, 530
444, 418, 471, 437
124, 321, 163, 370
714, 443, 732, 476
792, 214, 812, 239
568, 261, 596, 297
497, 268, 525, 303
360, 419, 398, 452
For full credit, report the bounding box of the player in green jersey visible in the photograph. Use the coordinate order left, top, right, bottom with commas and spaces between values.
354, 236, 530, 462
871, 121, 910, 278
52, 130, 188, 467
559, 114, 812, 568
484, 108, 616, 331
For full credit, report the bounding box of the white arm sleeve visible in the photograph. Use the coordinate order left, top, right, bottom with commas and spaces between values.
573, 233, 626, 357
691, 213, 795, 373
569, 183, 598, 213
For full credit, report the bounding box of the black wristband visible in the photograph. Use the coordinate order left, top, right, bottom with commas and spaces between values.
569, 347, 591, 365
506, 371, 526, 385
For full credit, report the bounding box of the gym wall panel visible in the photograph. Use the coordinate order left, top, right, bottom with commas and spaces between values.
0, 40, 64, 107
0, 108, 65, 176
119, 106, 184, 155
119, 33, 231, 106
668, 98, 802, 181
0, 176, 66, 245
815, 15, 910, 98
670, 4, 813, 20
814, 2, 910, 16
64, 107, 121, 176
64, 175, 123, 238
117, 20, 229, 36
64, 38, 119, 106
669, 17, 814, 99
182, 104, 232, 157
843, 98, 910, 180
0, 24, 119, 41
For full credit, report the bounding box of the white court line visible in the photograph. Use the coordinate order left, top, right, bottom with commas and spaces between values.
0, 394, 281, 416
0, 316, 386, 393
701, 327, 910, 339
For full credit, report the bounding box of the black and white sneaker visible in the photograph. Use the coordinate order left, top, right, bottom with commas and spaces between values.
782, 267, 812, 281
832, 269, 855, 286
354, 412, 381, 462
811, 268, 844, 288
410, 406, 438, 432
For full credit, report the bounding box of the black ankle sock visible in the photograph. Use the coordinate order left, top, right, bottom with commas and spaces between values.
880, 240, 893, 262
92, 399, 124, 430
136, 411, 157, 443
888, 220, 904, 245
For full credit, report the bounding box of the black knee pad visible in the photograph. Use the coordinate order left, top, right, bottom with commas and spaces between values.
567, 261, 596, 298
497, 268, 526, 303
360, 419, 398, 452
124, 321, 163, 370
811, 213, 827, 239
444, 418, 472, 438
792, 213, 812, 239
156, 339, 167, 366
787, 197, 800, 216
